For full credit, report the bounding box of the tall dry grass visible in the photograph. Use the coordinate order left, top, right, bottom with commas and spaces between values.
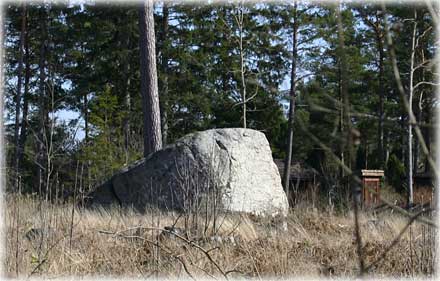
3, 193, 436, 279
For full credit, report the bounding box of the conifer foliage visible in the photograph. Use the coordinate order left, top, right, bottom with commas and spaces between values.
3, 2, 437, 201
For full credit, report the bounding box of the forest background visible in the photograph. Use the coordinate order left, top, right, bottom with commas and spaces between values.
2, 0, 438, 208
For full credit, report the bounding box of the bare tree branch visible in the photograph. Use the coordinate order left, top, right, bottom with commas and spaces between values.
381, 3, 439, 178
413, 81, 438, 91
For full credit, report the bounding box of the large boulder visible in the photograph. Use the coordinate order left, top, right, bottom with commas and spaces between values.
86, 128, 288, 216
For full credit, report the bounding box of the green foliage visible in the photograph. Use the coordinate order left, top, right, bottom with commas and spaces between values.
386, 154, 406, 193
3, 2, 436, 201
81, 85, 142, 182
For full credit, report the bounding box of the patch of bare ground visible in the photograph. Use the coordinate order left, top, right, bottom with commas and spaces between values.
4, 194, 435, 278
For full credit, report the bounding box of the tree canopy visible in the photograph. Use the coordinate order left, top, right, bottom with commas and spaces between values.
3, 1, 437, 205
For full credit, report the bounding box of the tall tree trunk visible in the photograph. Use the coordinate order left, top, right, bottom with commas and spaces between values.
338, 55, 345, 178
37, 7, 47, 194
237, 1, 247, 128
362, 12, 386, 168
282, 2, 298, 202
377, 30, 385, 168
413, 49, 426, 175
0, 3, 5, 194
384, 127, 390, 164
413, 91, 422, 174
122, 33, 131, 163
13, 3, 27, 186
399, 109, 406, 163
407, 11, 417, 207
18, 13, 30, 175
123, 65, 131, 163
337, 4, 364, 275
337, 8, 352, 171
160, 3, 169, 145
84, 92, 89, 143
139, 0, 163, 156
423, 104, 431, 174
83, 89, 91, 191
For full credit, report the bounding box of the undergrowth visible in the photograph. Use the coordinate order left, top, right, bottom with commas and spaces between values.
3, 193, 436, 278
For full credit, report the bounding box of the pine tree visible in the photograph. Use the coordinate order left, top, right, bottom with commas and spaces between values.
12, 3, 27, 189
139, 0, 162, 156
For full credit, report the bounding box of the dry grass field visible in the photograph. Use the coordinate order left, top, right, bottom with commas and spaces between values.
3, 193, 436, 279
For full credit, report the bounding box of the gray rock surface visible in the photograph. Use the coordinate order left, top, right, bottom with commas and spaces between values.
86, 128, 288, 216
